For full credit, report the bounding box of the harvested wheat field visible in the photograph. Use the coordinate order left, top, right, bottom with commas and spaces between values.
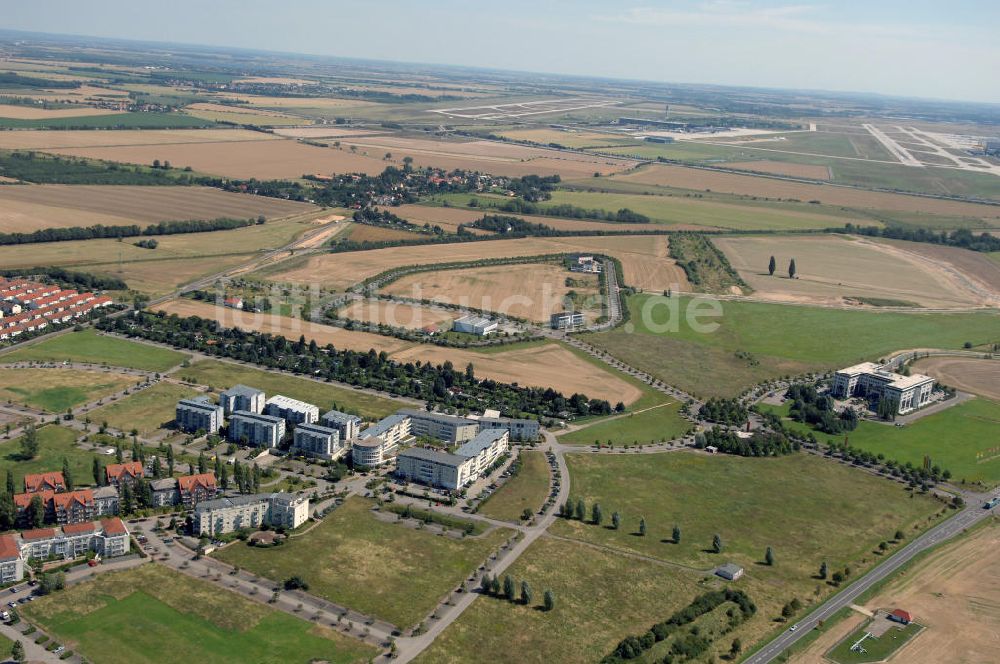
715, 234, 999, 308
272, 127, 388, 139
0, 184, 317, 233
214, 94, 379, 110
338, 300, 458, 330
393, 204, 661, 233
723, 160, 831, 180
792, 520, 1000, 664
384, 263, 601, 322
268, 235, 689, 292
911, 357, 1000, 401
616, 163, 1000, 221
185, 102, 297, 118
0, 104, 121, 120
50, 139, 390, 179
156, 299, 639, 403
345, 224, 424, 243
877, 239, 1000, 295
391, 343, 642, 404
155, 299, 414, 354
0, 128, 280, 150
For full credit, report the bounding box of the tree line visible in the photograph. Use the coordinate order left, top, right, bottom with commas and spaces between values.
836, 224, 1000, 253
0, 266, 127, 291
99, 311, 611, 420
0, 217, 260, 246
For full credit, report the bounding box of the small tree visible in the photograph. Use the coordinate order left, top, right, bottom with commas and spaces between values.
765, 546, 775, 566
503, 575, 516, 601
20, 424, 39, 459
543, 589, 555, 612
639, 517, 647, 537
11, 639, 24, 664
611, 511, 621, 530
672, 524, 681, 544
894, 529, 905, 541
520, 580, 533, 606
768, 256, 776, 276
62, 457, 73, 491
490, 576, 501, 596
788, 258, 797, 279
713, 534, 723, 554
819, 561, 828, 580
730, 638, 742, 658
574, 498, 585, 521
480, 573, 492, 594
521, 508, 533, 522
592, 503, 603, 526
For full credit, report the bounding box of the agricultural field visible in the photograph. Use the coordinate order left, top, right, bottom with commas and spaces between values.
877, 239, 1000, 295
177, 358, 405, 420
496, 127, 643, 149
383, 262, 601, 323
476, 450, 551, 522
724, 160, 832, 179
156, 298, 643, 404
182, 102, 303, 125
0, 184, 317, 233
0, 367, 133, 411
0, 425, 105, 490
0, 104, 121, 119
0, 112, 212, 130
87, 382, 199, 435
610, 164, 1000, 224
552, 452, 943, 595
1, 329, 188, 372
911, 356, 1000, 401
266, 234, 689, 292
585, 295, 1000, 397
342, 223, 425, 243
394, 202, 658, 233
337, 299, 458, 331
0, 128, 284, 150
544, 190, 863, 231
558, 400, 689, 446
215, 497, 511, 628
713, 234, 999, 308
792, 520, 1000, 664
22, 565, 374, 664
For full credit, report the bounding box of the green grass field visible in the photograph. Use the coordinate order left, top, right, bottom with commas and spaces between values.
551, 452, 942, 580
181, 359, 405, 421
826, 620, 922, 663
22, 565, 373, 664
412, 536, 709, 664
559, 401, 690, 446
585, 295, 1000, 397
1, 329, 188, 372
477, 451, 550, 522
87, 381, 199, 435
215, 497, 511, 628
0, 112, 212, 129
0, 424, 105, 490
0, 367, 134, 412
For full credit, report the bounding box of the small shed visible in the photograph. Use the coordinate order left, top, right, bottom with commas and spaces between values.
888, 609, 912, 625
716, 563, 744, 581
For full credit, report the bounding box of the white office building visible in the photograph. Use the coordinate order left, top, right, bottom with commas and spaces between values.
228, 410, 286, 448
264, 395, 319, 425
396, 429, 510, 491
400, 409, 479, 444
833, 362, 935, 415
453, 314, 498, 336
351, 436, 398, 468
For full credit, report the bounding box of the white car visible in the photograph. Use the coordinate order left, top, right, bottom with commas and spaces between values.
789, 625, 798, 632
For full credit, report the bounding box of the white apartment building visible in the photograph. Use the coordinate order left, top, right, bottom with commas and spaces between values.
264, 395, 319, 425
351, 435, 398, 468
292, 422, 344, 461
193, 492, 309, 536
228, 410, 286, 448
219, 384, 266, 416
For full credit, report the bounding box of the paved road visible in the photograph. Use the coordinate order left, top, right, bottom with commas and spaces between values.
744, 500, 995, 664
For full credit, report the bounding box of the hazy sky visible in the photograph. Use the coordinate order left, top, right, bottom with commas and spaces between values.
7, 0, 1000, 104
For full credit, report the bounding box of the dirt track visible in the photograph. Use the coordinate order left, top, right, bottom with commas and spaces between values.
911, 357, 1000, 401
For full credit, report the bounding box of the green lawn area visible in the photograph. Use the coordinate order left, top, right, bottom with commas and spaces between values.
181, 359, 405, 421
0, 631, 12, 660
0, 112, 212, 129
1, 329, 188, 372
0, 367, 134, 412
585, 295, 1000, 397
413, 536, 711, 664
214, 497, 511, 628
0, 424, 104, 490
477, 451, 550, 522
827, 620, 923, 663
87, 382, 199, 435
559, 400, 690, 446
551, 452, 943, 582
22, 565, 373, 664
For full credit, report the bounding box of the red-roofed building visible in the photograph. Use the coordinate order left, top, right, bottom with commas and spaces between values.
0, 534, 21, 584
177, 473, 218, 507
105, 461, 144, 488
14, 519, 130, 571
23, 471, 66, 494
889, 609, 912, 625
14, 489, 96, 527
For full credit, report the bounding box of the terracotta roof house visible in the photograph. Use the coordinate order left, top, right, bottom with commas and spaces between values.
105, 461, 144, 487
889, 609, 912, 625
23, 471, 66, 494
177, 473, 218, 507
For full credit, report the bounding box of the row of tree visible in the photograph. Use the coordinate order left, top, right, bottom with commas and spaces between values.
479, 572, 554, 611
0, 217, 259, 246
